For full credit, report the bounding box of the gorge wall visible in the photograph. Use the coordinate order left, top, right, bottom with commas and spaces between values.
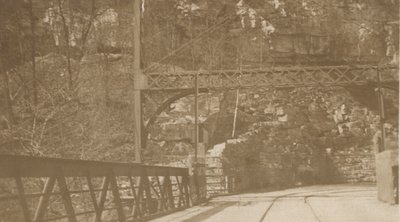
146, 84, 398, 191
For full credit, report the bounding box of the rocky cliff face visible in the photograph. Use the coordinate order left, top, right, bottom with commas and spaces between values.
145, 93, 221, 165
146, 84, 398, 190
219, 87, 397, 189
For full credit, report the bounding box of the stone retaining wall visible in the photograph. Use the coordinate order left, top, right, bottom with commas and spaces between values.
329, 152, 376, 183
255, 150, 376, 187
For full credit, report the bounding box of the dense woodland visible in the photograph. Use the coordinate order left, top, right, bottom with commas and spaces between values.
0, 0, 399, 163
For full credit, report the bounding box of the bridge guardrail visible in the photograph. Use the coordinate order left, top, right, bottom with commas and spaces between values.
0, 155, 190, 222
205, 157, 236, 197
206, 174, 236, 197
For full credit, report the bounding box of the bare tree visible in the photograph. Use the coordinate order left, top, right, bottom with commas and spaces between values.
58, 0, 73, 89
0, 62, 15, 124
28, 0, 38, 107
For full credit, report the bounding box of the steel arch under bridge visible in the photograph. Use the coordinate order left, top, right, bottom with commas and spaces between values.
141, 64, 398, 144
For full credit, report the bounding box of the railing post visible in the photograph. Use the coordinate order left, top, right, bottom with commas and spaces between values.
56, 171, 77, 222
128, 175, 141, 218
142, 170, 152, 215
86, 176, 101, 220
182, 174, 190, 207
175, 176, 184, 207
108, 172, 126, 222
232, 177, 236, 193
155, 176, 166, 211
33, 176, 56, 222
376, 67, 386, 152
148, 178, 161, 211
94, 176, 110, 222
225, 176, 228, 193
14, 174, 32, 222
164, 174, 174, 209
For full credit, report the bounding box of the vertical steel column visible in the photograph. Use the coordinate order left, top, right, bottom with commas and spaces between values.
133, 0, 146, 163
188, 0, 198, 164
376, 67, 386, 152
194, 73, 199, 162
189, 0, 200, 201
231, 89, 239, 138
259, 31, 263, 68
193, 57, 201, 204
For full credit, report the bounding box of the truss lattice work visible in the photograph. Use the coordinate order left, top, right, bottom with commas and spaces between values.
145, 65, 398, 90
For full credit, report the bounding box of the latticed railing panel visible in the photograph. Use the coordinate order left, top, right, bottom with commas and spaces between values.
145, 65, 398, 90
0, 155, 190, 222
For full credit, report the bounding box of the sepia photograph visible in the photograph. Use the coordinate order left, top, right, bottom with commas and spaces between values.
0, 0, 399, 221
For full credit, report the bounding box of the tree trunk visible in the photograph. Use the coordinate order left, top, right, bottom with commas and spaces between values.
58, 0, 73, 89
0, 60, 15, 124
28, 0, 38, 107
15, 0, 32, 113
80, 0, 96, 57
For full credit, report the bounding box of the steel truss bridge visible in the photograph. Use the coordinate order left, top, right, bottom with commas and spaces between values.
141, 64, 398, 144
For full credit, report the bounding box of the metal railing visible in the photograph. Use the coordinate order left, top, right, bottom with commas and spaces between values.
206, 174, 236, 197
205, 157, 236, 197
145, 65, 398, 90
0, 155, 190, 222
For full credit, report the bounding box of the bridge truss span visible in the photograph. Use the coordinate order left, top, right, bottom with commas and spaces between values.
145, 65, 398, 91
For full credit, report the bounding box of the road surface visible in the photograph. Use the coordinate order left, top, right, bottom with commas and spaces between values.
150, 184, 398, 222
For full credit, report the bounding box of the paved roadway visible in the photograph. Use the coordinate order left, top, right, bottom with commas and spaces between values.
150, 184, 398, 222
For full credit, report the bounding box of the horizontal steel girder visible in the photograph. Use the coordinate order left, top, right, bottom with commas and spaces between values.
0, 155, 188, 177
145, 65, 398, 90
